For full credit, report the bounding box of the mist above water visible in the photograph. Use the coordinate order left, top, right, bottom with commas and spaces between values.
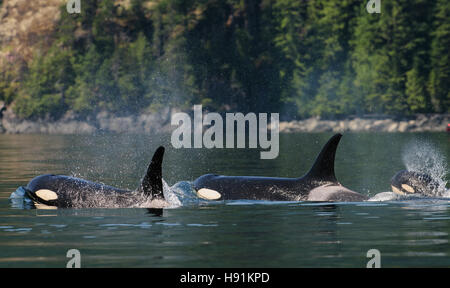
401, 140, 448, 197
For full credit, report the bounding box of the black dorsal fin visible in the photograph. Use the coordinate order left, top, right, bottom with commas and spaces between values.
138, 146, 165, 199
304, 134, 342, 182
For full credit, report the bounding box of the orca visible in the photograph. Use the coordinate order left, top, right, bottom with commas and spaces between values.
23, 146, 166, 208
390, 170, 442, 197
193, 134, 367, 202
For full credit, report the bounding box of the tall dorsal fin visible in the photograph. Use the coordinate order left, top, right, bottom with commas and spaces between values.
138, 146, 165, 199
304, 134, 341, 182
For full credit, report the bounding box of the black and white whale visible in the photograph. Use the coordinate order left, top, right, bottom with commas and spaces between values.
390, 170, 443, 197
366, 170, 448, 202
193, 134, 367, 202
23, 147, 166, 208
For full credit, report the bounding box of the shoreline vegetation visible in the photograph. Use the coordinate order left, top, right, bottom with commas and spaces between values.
0, 104, 448, 134
0, 0, 449, 125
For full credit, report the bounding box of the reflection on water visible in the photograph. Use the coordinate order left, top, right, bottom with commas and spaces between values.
0, 133, 449, 267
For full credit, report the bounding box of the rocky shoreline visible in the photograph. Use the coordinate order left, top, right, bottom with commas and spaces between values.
0, 105, 448, 134
278, 114, 449, 133
0, 107, 175, 134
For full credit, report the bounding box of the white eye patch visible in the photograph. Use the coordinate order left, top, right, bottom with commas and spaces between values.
392, 186, 404, 195
197, 188, 222, 200
401, 184, 415, 193
35, 189, 58, 201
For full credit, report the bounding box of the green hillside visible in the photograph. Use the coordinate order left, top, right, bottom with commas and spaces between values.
0, 0, 448, 120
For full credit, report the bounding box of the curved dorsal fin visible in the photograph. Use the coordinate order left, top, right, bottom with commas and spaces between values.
304, 134, 341, 182
138, 146, 165, 199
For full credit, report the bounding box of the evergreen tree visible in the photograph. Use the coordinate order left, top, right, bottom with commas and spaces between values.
1, 0, 448, 119
15, 46, 75, 119
428, 0, 450, 112
406, 58, 427, 112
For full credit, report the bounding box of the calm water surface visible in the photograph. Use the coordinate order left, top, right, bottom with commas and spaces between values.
0, 133, 449, 267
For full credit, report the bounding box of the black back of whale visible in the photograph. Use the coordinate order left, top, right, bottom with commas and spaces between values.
193, 134, 366, 201
25, 146, 165, 208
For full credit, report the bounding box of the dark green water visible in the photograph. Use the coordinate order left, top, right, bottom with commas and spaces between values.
0, 133, 449, 267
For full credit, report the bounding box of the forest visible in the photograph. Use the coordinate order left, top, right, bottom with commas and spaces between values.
0, 0, 448, 120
